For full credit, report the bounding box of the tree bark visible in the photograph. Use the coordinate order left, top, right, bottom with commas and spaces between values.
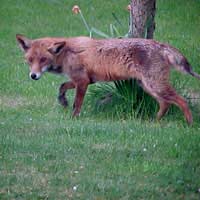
128, 0, 156, 39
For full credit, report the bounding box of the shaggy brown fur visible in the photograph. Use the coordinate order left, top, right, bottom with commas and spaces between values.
16, 34, 200, 124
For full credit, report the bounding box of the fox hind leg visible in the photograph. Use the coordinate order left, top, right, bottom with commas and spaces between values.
156, 85, 192, 124
157, 100, 170, 121
140, 80, 192, 124
166, 91, 193, 125
138, 80, 170, 121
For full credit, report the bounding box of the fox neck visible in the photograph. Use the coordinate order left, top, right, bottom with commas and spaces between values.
47, 65, 63, 74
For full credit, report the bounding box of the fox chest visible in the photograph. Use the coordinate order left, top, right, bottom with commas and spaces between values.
47, 65, 63, 74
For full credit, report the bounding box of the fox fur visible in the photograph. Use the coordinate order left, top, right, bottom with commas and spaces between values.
16, 34, 200, 124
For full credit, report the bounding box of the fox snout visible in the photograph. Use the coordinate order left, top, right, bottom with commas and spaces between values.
29, 66, 48, 80
29, 67, 42, 80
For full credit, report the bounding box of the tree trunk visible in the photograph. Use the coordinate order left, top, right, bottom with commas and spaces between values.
128, 0, 156, 39
119, 0, 157, 117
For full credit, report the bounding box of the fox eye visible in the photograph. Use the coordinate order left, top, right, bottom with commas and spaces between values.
40, 57, 47, 63
28, 57, 33, 63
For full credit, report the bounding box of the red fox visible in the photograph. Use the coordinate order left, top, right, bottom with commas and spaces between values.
16, 34, 200, 124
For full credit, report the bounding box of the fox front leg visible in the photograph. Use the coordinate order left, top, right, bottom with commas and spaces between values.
58, 81, 75, 107
72, 82, 88, 117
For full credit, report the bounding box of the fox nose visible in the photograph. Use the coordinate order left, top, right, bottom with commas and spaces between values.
30, 72, 41, 80
30, 73, 37, 80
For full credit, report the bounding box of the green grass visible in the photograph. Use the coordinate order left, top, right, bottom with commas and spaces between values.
0, 0, 200, 199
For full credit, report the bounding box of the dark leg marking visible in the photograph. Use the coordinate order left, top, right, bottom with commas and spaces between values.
58, 81, 75, 107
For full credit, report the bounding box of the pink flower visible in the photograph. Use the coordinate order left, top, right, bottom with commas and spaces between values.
72, 5, 80, 14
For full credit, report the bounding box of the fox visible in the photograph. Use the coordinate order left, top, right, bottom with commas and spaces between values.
16, 34, 200, 124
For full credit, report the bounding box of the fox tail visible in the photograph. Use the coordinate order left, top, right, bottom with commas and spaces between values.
164, 45, 200, 80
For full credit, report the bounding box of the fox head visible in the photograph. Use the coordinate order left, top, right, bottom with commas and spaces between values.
16, 34, 66, 80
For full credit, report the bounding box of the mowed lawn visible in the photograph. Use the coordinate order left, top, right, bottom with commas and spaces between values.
0, 0, 200, 199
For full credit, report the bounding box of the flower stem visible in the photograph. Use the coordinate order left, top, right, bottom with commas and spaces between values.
79, 10, 90, 33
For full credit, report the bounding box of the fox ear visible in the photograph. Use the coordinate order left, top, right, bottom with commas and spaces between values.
16, 34, 32, 52
48, 41, 66, 55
